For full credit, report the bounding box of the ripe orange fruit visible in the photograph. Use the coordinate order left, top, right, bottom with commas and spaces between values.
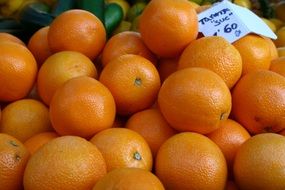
0, 32, 25, 46
27, 26, 52, 66
233, 34, 271, 75
264, 37, 278, 61
37, 51, 97, 105
275, 27, 285, 48
157, 57, 178, 82
0, 42, 37, 102
99, 54, 161, 116
270, 56, 285, 77
125, 108, 176, 157
207, 119, 250, 169
277, 47, 285, 57
0, 99, 52, 142
48, 9, 106, 60
23, 136, 107, 190
158, 67, 232, 134
93, 168, 164, 190
178, 36, 242, 89
50, 76, 116, 138
232, 70, 285, 134
90, 128, 153, 172
101, 31, 157, 67
234, 133, 285, 190
24, 132, 59, 155
0, 133, 30, 190
139, 0, 198, 57
155, 132, 227, 189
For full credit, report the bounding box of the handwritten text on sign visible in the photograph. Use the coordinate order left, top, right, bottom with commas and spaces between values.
198, 2, 248, 43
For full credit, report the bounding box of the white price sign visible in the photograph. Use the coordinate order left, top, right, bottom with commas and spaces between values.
198, 1, 277, 43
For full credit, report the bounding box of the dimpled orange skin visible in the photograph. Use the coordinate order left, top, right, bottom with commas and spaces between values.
0, 42, 37, 102
234, 133, 285, 190
232, 70, 285, 134
158, 67, 232, 134
0, 133, 30, 190
270, 56, 285, 77
155, 132, 227, 190
23, 136, 107, 190
139, 0, 198, 58
48, 9, 106, 60
178, 36, 242, 89
49, 76, 116, 138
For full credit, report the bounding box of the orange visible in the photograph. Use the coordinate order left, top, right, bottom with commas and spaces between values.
90, 128, 153, 172
195, 4, 211, 13
23, 136, 107, 190
101, 31, 157, 67
232, 70, 285, 134
0, 99, 52, 142
24, 132, 59, 155
158, 67, 232, 134
270, 56, 285, 77
233, 34, 272, 75
207, 119, 250, 170
274, 26, 285, 47
93, 168, 164, 190
48, 9, 106, 60
0, 41, 37, 102
278, 47, 285, 57
178, 36, 242, 89
264, 37, 278, 61
99, 54, 161, 116
27, 26, 53, 66
0, 133, 30, 190
155, 132, 227, 189
157, 57, 178, 82
0, 32, 25, 46
125, 108, 176, 157
139, 0, 198, 57
234, 133, 285, 189
50, 76, 115, 138
37, 51, 97, 105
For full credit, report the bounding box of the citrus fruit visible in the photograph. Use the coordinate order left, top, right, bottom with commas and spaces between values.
90, 128, 153, 172
155, 132, 227, 189
37, 51, 97, 105
233, 34, 271, 75
232, 70, 285, 134
274, 26, 285, 47
207, 119, 251, 169
48, 9, 106, 60
234, 133, 285, 190
99, 54, 161, 116
270, 56, 285, 77
158, 67, 232, 134
49, 76, 116, 138
93, 167, 164, 190
0, 32, 25, 46
125, 108, 176, 157
178, 36, 242, 89
275, 1, 285, 22
0, 99, 52, 142
278, 47, 285, 57
23, 136, 107, 190
27, 26, 52, 66
0, 41, 37, 102
0, 133, 30, 190
139, 0, 198, 57
264, 37, 278, 61
24, 132, 59, 155
101, 31, 157, 66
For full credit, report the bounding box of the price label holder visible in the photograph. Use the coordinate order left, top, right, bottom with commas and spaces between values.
198, 0, 277, 43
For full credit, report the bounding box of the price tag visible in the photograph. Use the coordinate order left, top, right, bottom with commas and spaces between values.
198, 0, 277, 43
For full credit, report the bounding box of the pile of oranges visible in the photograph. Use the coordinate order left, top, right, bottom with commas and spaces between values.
1, 0, 285, 189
